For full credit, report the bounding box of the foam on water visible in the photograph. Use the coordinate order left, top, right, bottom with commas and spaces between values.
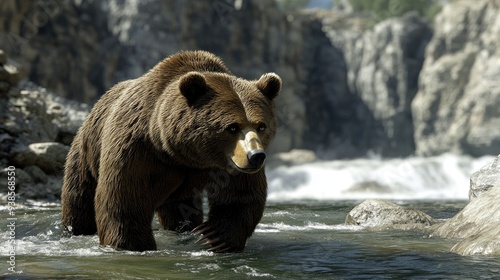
266, 153, 494, 201
256, 222, 361, 233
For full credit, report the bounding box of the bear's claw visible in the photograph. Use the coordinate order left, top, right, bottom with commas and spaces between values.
195, 231, 216, 244
200, 237, 220, 246
191, 224, 211, 235
207, 242, 228, 252
192, 223, 232, 253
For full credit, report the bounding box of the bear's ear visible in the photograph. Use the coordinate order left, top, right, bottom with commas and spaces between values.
179, 72, 208, 105
256, 73, 282, 100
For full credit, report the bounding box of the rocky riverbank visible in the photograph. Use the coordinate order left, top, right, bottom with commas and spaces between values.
346, 154, 500, 256
0, 50, 89, 201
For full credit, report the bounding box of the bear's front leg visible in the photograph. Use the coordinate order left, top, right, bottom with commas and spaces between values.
95, 185, 158, 251
193, 169, 267, 253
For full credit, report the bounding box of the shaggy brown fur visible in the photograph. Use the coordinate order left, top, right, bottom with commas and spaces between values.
61, 50, 281, 252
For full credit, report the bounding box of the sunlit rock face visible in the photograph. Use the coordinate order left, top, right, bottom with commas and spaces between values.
432, 154, 500, 256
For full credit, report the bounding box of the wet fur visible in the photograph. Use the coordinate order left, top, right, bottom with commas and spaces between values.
61, 51, 280, 252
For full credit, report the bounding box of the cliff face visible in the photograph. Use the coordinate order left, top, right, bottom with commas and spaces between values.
323, 12, 432, 157
412, 0, 500, 157
1, 0, 499, 157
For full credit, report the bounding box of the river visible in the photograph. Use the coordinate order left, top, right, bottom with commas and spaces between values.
1, 153, 499, 279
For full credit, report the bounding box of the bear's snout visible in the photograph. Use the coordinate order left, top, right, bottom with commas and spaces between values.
229, 128, 267, 173
248, 149, 266, 166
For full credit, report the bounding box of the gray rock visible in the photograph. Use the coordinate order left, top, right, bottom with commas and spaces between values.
23, 165, 48, 184
431, 155, 500, 255
345, 199, 435, 229
469, 155, 500, 200
412, 0, 500, 156
0, 166, 62, 201
11, 142, 69, 174
1, 64, 21, 85
1, 79, 89, 148
0, 49, 6, 65
0, 81, 9, 94
4, 89, 59, 143
0, 167, 34, 190
324, 13, 432, 157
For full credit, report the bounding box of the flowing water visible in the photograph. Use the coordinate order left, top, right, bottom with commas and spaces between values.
2, 154, 500, 279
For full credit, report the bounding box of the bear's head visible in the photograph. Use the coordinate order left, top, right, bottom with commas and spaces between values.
158, 71, 281, 173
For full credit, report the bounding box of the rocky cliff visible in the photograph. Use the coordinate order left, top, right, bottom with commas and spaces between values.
412, 0, 500, 157
1, 0, 499, 157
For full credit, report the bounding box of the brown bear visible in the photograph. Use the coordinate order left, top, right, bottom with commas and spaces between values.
61, 50, 281, 253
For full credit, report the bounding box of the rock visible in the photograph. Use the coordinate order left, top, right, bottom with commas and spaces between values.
412, 0, 500, 156
324, 12, 432, 157
0, 49, 6, 65
0, 81, 9, 94
0, 166, 61, 201
11, 142, 69, 174
345, 199, 435, 229
23, 165, 48, 184
0, 167, 34, 189
432, 155, 500, 256
450, 224, 500, 256
1, 79, 89, 148
15, 168, 35, 188
4, 89, 59, 143
469, 155, 500, 200
1, 64, 22, 85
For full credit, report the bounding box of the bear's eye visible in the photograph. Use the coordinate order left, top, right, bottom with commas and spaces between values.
257, 123, 266, 132
226, 123, 240, 134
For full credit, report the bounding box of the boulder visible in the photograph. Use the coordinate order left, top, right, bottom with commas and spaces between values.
0, 167, 34, 190
0, 64, 22, 85
469, 155, 500, 200
23, 165, 49, 184
11, 142, 69, 174
0, 49, 6, 65
432, 155, 500, 256
345, 199, 435, 229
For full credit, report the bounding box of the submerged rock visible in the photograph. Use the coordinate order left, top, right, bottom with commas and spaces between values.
345, 199, 435, 229
432, 155, 500, 256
